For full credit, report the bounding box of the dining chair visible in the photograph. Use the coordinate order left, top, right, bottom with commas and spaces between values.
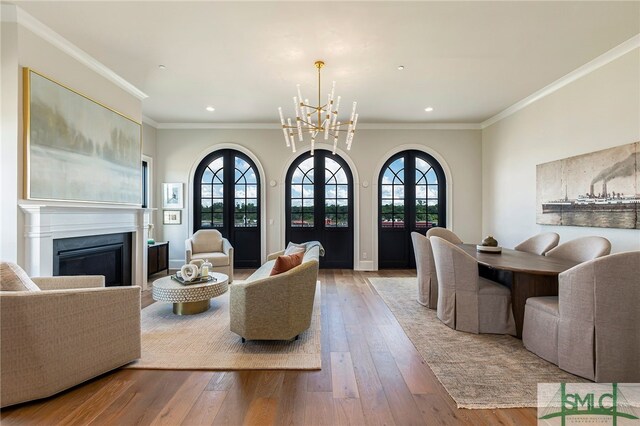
430, 236, 516, 335
426, 227, 462, 244
522, 251, 640, 382
514, 232, 559, 255
544, 236, 611, 263
411, 232, 438, 309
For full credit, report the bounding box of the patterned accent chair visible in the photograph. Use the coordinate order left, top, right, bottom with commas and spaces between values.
0, 262, 140, 407
185, 229, 234, 283
523, 251, 640, 382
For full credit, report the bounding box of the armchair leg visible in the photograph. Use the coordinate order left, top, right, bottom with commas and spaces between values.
295, 335, 299, 341
241, 337, 246, 343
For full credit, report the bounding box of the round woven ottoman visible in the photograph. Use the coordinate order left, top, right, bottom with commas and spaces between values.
152, 272, 229, 315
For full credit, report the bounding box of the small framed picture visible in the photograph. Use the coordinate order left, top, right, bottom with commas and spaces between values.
163, 183, 184, 208
163, 210, 182, 225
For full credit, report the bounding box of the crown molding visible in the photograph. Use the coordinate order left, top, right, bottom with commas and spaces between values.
154, 122, 481, 130
11, 5, 148, 100
142, 115, 159, 128
481, 34, 640, 129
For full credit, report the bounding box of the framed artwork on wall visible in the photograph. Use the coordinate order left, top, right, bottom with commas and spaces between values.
536, 141, 639, 229
163, 183, 184, 208
23, 67, 142, 205
163, 210, 182, 225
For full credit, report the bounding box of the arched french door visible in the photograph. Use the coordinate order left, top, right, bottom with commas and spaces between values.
378, 150, 447, 268
286, 150, 353, 269
193, 149, 261, 268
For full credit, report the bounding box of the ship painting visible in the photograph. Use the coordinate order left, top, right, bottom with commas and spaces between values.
536, 142, 639, 229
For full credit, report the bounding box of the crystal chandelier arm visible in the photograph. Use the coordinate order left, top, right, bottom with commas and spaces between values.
293, 97, 304, 141
324, 93, 331, 140
347, 113, 358, 150
279, 107, 290, 147
332, 121, 340, 155
330, 95, 341, 129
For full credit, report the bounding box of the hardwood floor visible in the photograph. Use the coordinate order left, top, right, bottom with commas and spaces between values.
1, 269, 537, 425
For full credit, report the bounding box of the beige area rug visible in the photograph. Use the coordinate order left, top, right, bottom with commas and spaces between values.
368, 277, 587, 409
126, 283, 321, 370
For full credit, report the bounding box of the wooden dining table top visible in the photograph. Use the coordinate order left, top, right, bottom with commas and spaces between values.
458, 244, 579, 275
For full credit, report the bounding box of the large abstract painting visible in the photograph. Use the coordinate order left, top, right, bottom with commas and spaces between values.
24, 68, 142, 205
536, 142, 639, 229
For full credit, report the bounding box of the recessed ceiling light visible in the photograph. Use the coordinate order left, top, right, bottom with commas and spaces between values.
158, 64, 167, 70
397, 65, 405, 70
424, 107, 434, 112
206, 106, 215, 112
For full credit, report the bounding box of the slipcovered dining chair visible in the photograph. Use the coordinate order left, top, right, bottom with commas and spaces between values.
426, 227, 462, 244
185, 229, 234, 282
0, 262, 141, 407
514, 232, 559, 255
430, 237, 516, 335
522, 251, 640, 382
545, 236, 611, 263
411, 232, 438, 308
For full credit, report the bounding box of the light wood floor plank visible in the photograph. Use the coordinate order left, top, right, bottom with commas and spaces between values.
0, 269, 539, 425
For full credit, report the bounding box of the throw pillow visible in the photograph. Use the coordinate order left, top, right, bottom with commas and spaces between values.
270, 251, 304, 276
0, 262, 41, 292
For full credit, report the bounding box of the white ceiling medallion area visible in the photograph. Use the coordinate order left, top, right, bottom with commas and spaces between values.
7, 2, 640, 128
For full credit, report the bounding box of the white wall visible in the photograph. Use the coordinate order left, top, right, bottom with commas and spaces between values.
156, 127, 483, 268
0, 10, 20, 262
0, 8, 143, 265
143, 122, 158, 227
482, 49, 640, 252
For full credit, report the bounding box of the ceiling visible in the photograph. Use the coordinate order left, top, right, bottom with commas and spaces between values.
13, 1, 640, 125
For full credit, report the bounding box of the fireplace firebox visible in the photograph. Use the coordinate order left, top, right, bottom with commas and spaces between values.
53, 233, 132, 287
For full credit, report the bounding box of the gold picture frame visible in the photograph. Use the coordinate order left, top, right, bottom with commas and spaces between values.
23, 67, 143, 205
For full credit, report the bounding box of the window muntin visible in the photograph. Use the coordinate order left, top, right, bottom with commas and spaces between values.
234, 156, 258, 227
324, 157, 349, 227
415, 157, 439, 228
200, 156, 224, 227
290, 157, 314, 227
381, 157, 405, 228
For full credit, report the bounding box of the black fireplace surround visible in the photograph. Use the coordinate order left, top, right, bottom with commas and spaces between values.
53, 233, 132, 286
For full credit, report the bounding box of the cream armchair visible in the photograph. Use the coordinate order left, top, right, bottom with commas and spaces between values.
185, 229, 234, 283
523, 251, 640, 382
0, 262, 141, 407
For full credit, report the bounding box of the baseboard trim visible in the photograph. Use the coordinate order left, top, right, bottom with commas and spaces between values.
355, 261, 375, 271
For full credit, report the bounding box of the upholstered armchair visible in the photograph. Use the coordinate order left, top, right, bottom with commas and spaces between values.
185, 229, 234, 283
411, 232, 438, 309
523, 251, 640, 382
426, 227, 463, 244
514, 232, 559, 255
545, 236, 611, 263
430, 237, 516, 335
230, 246, 320, 342
0, 262, 141, 407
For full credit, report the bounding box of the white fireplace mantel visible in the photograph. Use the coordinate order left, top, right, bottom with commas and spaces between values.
19, 200, 153, 288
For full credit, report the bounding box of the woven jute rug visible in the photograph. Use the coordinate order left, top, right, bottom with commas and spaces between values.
368, 277, 587, 409
127, 282, 321, 370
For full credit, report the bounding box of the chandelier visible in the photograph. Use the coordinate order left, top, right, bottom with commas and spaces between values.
278, 60, 358, 155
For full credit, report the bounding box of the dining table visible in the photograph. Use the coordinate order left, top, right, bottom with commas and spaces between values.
457, 244, 579, 338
